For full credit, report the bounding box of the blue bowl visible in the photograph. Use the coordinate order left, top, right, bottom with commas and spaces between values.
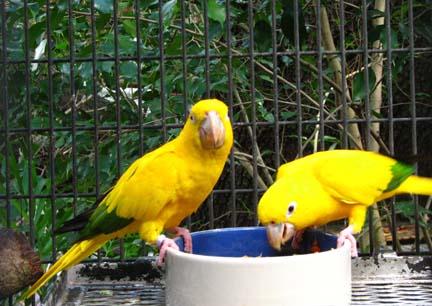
175, 227, 337, 257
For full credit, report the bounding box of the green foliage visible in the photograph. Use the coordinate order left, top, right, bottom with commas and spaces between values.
352, 68, 377, 103
280, 0, 308, 48
395, 201, 432, 228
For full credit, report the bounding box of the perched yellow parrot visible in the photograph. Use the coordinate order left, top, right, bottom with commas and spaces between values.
258, 150, 432, 256
25, 99, 233, 298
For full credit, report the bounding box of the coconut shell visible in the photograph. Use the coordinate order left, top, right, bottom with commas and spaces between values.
0, 228, 43, 299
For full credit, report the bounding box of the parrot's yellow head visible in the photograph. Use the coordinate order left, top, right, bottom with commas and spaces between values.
258, 176, 312, 251
182, 99, 233, 153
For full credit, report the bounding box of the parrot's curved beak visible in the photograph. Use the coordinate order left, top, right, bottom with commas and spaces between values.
199, 111, 226, 149
265, 223, 295, 251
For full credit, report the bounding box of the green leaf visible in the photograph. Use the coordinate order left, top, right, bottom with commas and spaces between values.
371, 110, 383, 119
96, 13, 112, 31
100, 61, 114, 73
398, 22, 410, 41
263, 112, 275, 123
259, 74, 273, 83
120, 61, 138, 80
254, 19, 272, 52
395, 201, 415, 219
28, 21, 46, 48
381, 27, 399, 49
118, 35, 136, 55
367, 9, 386, 21
257, 101, 274, 123
208, 20, 223, 41
368, 25, 399, 49
166, 35, 182, 56
55, 40, 68, 51
78, 62, 93, 78
281, 55, 293, 67
352, 68, 377, 102
281, 111, 297, 120
100, 34, 114, 55
122, 19, 137, 37
57, 0, 68, 11
27, 3, 40, 17
207, 0, 226, 26
280, 0, 307, 47
162, 0, 178, 24
393, 200, 431, 228
94, 0, 113, 14
50, 6, 65, 30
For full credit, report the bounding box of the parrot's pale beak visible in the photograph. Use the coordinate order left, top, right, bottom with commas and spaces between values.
265, 223, 295, 251
199, 111, 225, 149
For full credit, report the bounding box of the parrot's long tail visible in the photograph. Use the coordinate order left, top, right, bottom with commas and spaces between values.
25, 235, 107, 299
398, 175, 432, 195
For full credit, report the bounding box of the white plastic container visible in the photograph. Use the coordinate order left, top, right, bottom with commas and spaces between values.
165, 227, 351, 306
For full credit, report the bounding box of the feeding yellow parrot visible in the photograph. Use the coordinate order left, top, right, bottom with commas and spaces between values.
258, 150, 432, 256
25, 99, 233, 298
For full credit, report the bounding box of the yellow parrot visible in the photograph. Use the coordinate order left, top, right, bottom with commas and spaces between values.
25, 99, 233, 298
258, 149, 432, 256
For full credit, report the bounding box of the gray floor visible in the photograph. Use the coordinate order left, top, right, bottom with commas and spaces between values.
50, 255, 432, 305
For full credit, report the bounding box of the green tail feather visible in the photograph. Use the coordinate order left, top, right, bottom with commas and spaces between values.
384, 161, 415, 193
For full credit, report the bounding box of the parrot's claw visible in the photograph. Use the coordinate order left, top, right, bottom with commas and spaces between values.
337, 225, 358, 257
169, 227, 193, 253
157, 238, 179, 266
156, 227, 192, 266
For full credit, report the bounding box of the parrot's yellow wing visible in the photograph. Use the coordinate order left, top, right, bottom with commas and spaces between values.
104, 148, 180, 222
74, 148, 181, 242
312, 150, 414, 205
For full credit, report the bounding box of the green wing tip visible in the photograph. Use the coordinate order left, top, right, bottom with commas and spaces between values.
384, 161, 415, 192
77, 204, 133, 242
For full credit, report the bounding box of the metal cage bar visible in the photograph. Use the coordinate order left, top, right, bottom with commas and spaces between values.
134, 0, 144, 158
315, 0, 325, 152
384, 0, 396, 252
225, 0, 237, 228
45, 0, 57, 262
294, 0, 303, 157
247, 0, 259, 224
4, 48, 432, 66
157, 0, 167, 144
338, 0, 349, 149
408, 0, 420, 253
67, 0, 78, 220
90, 0, 101, 207
270, 0, 280, 170
23, 0, 34, 248
0, 3, 14, 305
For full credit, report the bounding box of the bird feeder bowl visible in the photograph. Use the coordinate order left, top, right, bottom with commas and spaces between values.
165, 227, 351, 306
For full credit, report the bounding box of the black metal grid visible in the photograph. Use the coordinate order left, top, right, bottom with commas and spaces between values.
59, 279, 432, 306
36, 256, 432, 306
1, 0, 432, 304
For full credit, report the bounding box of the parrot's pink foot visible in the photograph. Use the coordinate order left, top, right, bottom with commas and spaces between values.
157, 237, 179, 266
168, 227, 192, 253
337, 225, 358, 257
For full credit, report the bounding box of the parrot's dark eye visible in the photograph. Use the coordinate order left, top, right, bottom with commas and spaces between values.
190, 113, 196, 123
286, 201, 297, 217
